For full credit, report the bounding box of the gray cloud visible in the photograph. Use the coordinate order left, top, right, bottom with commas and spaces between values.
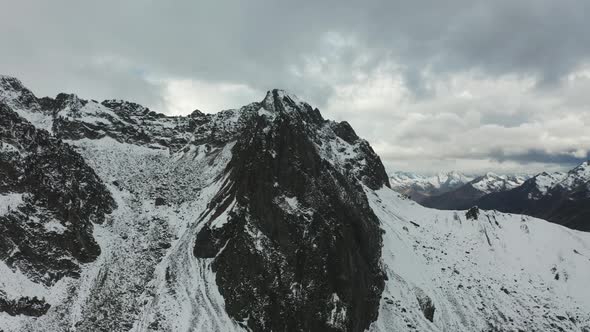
1, 0, 590, 173
489, 149, 589, 166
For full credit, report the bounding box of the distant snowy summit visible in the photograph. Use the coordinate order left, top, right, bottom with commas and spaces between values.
400, 171, 527, 210
470, 172, 528, 194
390, 171, 527, 205
478, 161, 590, 231
399, 162, 590, 231
389, 171, 473, 203
527, 161, 590, 199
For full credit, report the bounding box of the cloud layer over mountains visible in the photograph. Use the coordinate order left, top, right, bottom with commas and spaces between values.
2, 0, 590, 173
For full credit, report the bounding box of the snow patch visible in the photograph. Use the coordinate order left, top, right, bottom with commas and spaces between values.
257, 107, 276, 120
43, 220, 67, 234
0, 193, 24, 216
210, 199, 236, 229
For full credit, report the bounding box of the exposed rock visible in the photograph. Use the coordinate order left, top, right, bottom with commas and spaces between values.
414, 288, 435, 322
0, 103, 115, 285
0, 294, 50, 317
194, 90, 387, 332
466, 206, 480, 220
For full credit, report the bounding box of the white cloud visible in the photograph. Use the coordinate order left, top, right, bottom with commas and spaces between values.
3, 1, 590, 174
319, 67, 590, 173
158, 78, 261, 115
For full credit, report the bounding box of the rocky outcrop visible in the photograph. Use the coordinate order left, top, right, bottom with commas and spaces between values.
414, 288, 435, 323
194, 90, 387, 332
0, 292, 50, 317
466, 206, 480, 220
0, 103, 115, 285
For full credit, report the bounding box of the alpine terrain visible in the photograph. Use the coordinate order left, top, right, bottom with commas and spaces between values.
1, 75, 590, 332
477, 163, 590, 231
389, 171, 473, 203
421, 173, 528, 210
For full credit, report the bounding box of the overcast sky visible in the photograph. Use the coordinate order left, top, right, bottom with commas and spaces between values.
2, 0, 590, 174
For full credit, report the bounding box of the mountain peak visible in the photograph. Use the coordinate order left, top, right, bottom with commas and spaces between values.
0, 74, 22, 83
261, 89, 306, 111
259, 89, 324, 126
575, 160, 590, 170
0, 75, 30, 98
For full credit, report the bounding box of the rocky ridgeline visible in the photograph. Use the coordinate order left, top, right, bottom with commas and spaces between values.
194, 90, 389, 331
0, 76, 390, 331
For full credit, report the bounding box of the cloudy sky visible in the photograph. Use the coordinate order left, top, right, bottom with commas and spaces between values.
2, 0, 590, 174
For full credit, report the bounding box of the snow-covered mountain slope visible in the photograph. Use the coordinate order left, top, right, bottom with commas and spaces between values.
2, 75, 590, 331
477, 162, 590, 231
421, 173, 527, 210
0, 103, 115, 321
389, 171, 473, 203
369, 189, 590, 332
471, 173, 528, 194
526, 162, 590, 199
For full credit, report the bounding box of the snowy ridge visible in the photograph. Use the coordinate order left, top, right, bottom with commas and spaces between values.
0, 76, 54, 132
531, 162, 590, 198
390, 171, 473, 193
389, 171, 474, 204
470, 172, 528, 194
369, 188, 590, 331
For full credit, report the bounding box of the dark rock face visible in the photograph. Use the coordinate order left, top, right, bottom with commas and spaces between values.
415, 288, 435, 323
0, 103, 115, 285
194, 90, 387, 332
0, 292, 50, 317
466, 206, 480, 220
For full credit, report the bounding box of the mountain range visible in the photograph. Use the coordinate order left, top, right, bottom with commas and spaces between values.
1, 75, 590, 331
395, 164, 590, 231
389, 171, 473, 203
477, 162, 590, 231
420, 173, 528, 210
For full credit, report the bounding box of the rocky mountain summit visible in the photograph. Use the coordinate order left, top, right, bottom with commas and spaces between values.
1, 75, 590, 332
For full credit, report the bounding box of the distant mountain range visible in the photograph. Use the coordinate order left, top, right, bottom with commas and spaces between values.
389, 171, 474, 203
393, 163, 590, 231
477, 162, 590, 231
420, 173, 528, 210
